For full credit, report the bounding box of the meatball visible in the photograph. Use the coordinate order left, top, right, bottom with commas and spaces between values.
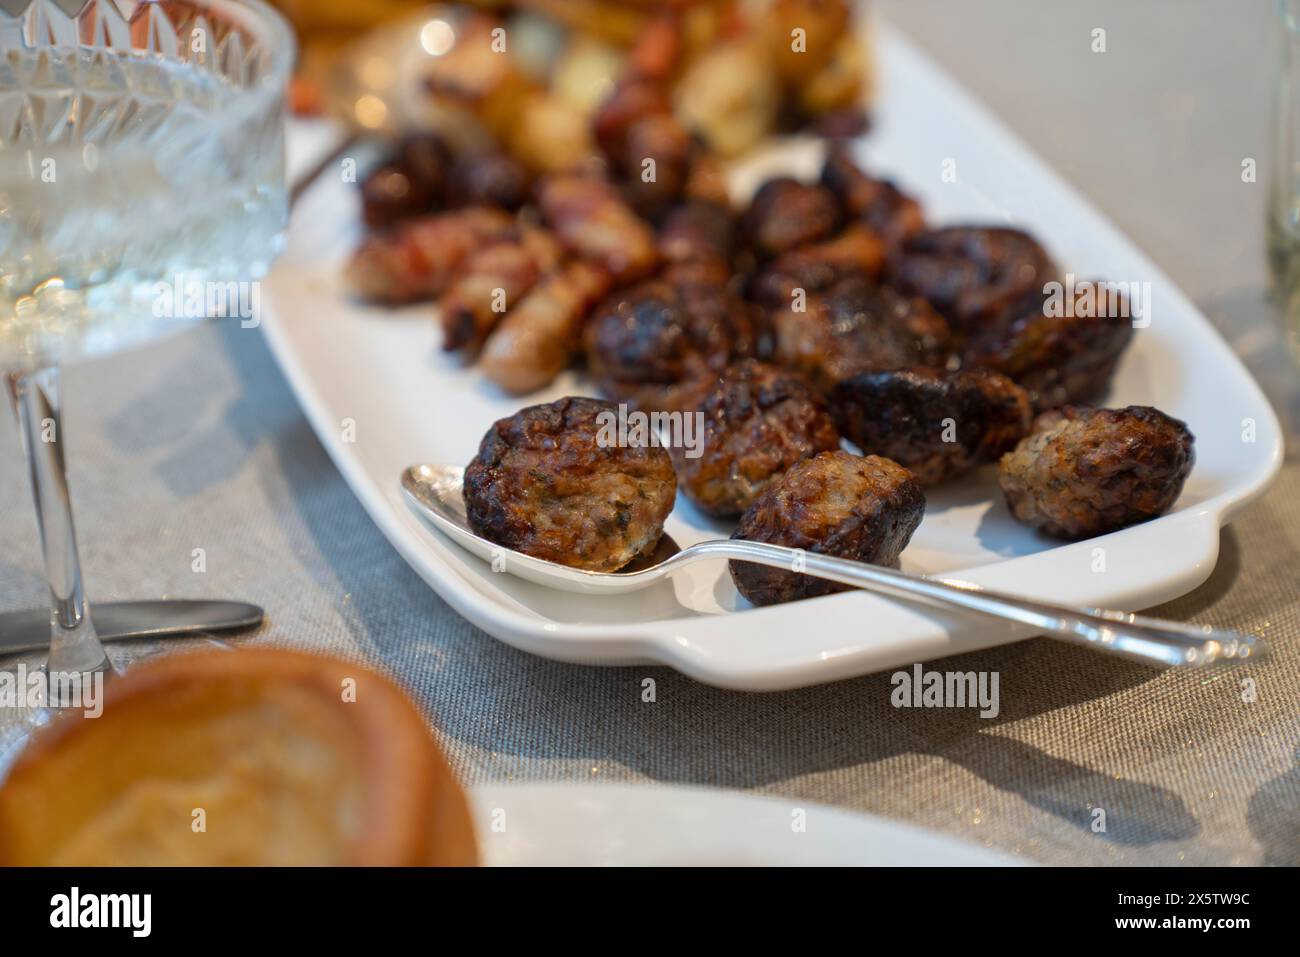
998, 405, 1195, 539
657, 201, 736, 278
889, 226, 1055, 336
621, 111, 695, 217
586, 282, 687, 389
594, 78, 672, 168
770, 276, 952, 391
831, 368, 1032, 486
676, 360, 841, 517
463, 397, 677, 571
584, 277, 759, 414
964, 282, 1135, 412
592, 60, 698, 218
360, 164, 437, 231
359, 133, 450, 229
819, 146, 925, 251
743, 177, 842, 258
447, 151, 531, 211
729, 451, 925, 606
748, 224, 885, 308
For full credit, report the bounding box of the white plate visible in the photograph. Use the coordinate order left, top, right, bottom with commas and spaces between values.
261, 22, 1282, 691
469, 783, 1021, 866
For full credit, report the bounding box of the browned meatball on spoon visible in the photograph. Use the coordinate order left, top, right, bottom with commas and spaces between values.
463, 397, 676, 571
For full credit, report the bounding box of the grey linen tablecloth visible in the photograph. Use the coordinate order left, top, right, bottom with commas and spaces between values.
1, 1, 1297, 865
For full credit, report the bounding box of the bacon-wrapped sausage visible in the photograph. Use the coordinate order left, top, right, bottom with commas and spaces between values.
438, 225, 564, 354
537, 175, 658, 283
346, 207, 516, 306
656, 200, 737, 284
479, 260, 613, 394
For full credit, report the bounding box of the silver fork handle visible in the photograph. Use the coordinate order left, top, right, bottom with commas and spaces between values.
697, 539, 1262, 667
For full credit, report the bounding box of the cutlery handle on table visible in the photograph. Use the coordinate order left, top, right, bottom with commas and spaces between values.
705, 540, 1262, 667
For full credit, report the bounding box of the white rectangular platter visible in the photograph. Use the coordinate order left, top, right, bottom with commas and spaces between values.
261, 22, 1283, 691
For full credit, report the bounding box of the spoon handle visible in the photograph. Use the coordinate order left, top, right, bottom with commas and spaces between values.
700, 540, 1261, 667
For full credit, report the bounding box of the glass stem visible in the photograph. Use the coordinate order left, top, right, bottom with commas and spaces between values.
6, 367, 110, 684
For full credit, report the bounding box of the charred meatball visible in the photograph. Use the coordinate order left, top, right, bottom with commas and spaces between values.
890, 226, 1055, 336
584, 277, 759, 414
463, 397, 676, 571
585, 282, 691, 395
594, 78, 673, 164
621, 112, 696, 217
964, 282, 1135, 412
749, 224, 886, 308
771, 276, 952, 391
359, 133, 450, 229
831, 368, 1032, 486
729, 451, 925, 606
998, 405, 1194, 539
743, 177, 843, 258
819, 147, 925, 251
447, 151, 531, 211
360, 164, 437, 231
657, 200, 737, 279
676, 360, 841, 517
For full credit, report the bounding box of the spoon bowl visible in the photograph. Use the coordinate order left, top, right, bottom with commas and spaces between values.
402, 464, 721, 595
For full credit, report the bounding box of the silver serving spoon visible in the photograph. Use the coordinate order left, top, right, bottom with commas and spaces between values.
401, 464, 1262, 669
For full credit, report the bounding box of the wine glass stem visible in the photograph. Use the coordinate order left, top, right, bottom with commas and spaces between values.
6, 367, 110, 683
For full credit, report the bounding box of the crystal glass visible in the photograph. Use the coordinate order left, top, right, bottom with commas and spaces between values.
1269, 0, 1300, 363
0, 0, 293, 696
